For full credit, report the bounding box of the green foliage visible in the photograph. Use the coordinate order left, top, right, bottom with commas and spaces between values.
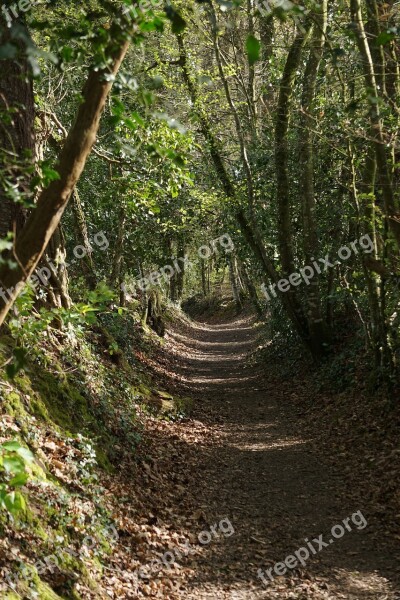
7, 282, 117, 355
246, 35, 261, 65
0, 441, 34, 516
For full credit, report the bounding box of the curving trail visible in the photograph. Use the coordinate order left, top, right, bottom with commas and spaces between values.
162, 314, 400, 600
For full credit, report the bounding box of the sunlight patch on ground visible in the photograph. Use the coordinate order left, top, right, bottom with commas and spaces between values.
188, 374, 259, 385
168, 331, 255, 348
183, 583, 268, 599
185, 570, 397, 599
330, 568, 395, 599
229, 437, 309, 452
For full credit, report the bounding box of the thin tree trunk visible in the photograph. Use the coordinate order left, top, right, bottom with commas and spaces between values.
200, 259, 207, 296
246, 0, 257, 135
71, 188, 98, 289
175, 237, 185, 302
259, 10, 275, 121
209, 2, 256, 213
236, 209, 311, 342
229, 255, 243, 313
110, 203, 126, 289
237, 257, 263, 317
138, 261, 149, 324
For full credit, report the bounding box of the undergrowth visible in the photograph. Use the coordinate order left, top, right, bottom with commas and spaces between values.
0, 296, 188, 599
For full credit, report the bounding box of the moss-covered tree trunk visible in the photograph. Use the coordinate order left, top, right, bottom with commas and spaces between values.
350, 0, 400, 250
45, 225, 71, 309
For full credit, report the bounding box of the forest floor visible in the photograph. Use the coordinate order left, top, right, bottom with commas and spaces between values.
114, 313, 400, 599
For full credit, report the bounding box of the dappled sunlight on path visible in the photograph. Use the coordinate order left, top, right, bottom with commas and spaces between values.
159, 315, 400, 599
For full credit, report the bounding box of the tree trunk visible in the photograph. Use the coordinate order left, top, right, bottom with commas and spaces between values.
209, 3, 256, 213
175, 237, 185, 302
237, 257, 263, 317
44, 225, 71, 309
259, 9, 274, 117
236, 209, 311, 343
299, 0, 331, 354
71, 189, 97, 289
358, 150, 393, 378
110, 203, 126, 289
200, 259, 207, 296
0, 15, 35, 239
275, 22, 312, 277
229, 255, 243, 313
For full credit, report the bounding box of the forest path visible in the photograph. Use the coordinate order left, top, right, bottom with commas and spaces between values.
162, 314, 399, 599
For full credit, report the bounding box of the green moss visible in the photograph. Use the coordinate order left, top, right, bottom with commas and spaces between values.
176, 395, 194, 414
1, 592, 21, 600
0, 314, 164, 599
27, 571, 74, 600
30, 368, 93, 434
94, 445, 113, 472
35, 580, 65, 600
31, 397, 49, 420
24, 510, 49, 541
0, 574, 65, 600
14, 372, 34, 394
4, 392, 25, 417
139, 383, 152, 398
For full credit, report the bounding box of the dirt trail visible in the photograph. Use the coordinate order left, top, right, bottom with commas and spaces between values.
162, 314, 400, 599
